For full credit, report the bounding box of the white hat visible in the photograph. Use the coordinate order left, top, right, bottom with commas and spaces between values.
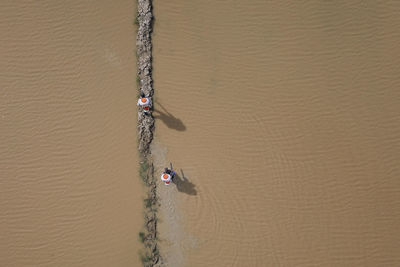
139, 97, 150, 105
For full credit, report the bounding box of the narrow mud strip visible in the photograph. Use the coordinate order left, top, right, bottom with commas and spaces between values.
137, 0, 154, 154
136, 1, 162, 266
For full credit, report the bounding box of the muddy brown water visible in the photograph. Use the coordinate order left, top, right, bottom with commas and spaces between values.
152, 1, 400, 266
0, 1, 142, 266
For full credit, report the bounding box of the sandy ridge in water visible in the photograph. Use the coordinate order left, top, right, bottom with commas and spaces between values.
136, 1, 189, 266
135, 0, 165, 266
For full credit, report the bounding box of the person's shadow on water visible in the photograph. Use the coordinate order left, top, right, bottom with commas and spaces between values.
153, 101, 186, 131
173, 169, 197, 196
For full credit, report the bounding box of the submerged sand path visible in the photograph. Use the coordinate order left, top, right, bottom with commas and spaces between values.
151, 142, 185, 267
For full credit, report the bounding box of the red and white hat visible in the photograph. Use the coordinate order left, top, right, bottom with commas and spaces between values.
161, 173, 172, 185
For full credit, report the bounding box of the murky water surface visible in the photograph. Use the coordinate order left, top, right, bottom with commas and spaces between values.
0, 1, 142, 266
153, 1, 400, 266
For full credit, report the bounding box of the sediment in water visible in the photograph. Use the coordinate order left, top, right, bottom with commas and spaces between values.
136, 0, 161, 266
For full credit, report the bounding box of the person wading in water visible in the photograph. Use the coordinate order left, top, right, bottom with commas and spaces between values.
160, 165, 175, 185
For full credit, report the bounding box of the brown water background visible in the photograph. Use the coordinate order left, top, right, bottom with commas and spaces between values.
152, 1, 400, 266
0, 1, 142, 266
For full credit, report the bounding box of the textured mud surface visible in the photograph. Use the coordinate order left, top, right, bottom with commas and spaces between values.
136, 1, 162, 266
